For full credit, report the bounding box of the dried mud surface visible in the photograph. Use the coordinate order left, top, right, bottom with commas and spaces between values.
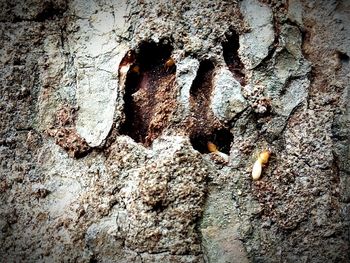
0, 0, 349, 262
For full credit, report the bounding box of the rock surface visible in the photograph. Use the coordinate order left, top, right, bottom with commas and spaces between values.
238, 0, 274, 69
0, 0, 349, 262
210, 67, 247, 122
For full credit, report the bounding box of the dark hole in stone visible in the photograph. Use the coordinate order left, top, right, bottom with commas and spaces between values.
222, 30, 246, 85
190, 60, 214, 99
119, 67, 146, 143
135, 41, 174, 72
119, 41, 176, 145
151, 201, 167, 212
190, 60, 214, 134
13, 57, 23, 66
73, 148, 91, 159
337, 51, 349, 64
190, 128, 233, 155
36, 2, 65, 21
188, 59, 232, 155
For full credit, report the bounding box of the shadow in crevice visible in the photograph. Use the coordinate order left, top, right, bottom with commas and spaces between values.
190, 128, 233, 155
187, 60, 217, 141
187, 60, 233, 155
36, 2, 67, 21
190, 60, 215, 113
337, 51, 349, 66
222, 30, 246, 86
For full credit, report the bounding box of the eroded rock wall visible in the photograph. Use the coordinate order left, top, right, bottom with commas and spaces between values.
0, 0, 349, 262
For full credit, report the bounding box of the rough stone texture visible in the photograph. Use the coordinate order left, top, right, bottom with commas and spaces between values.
176, 57, 200, 117
0, 0, 349, 262
200, 186, 250, 263
126, 0, 247, 60
69, 0, 130, 147
210, 67, 247, 122
238, 0, 274, 69
114, 136, 209, 255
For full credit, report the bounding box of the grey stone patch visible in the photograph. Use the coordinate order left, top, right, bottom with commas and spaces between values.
200, 187, 250, 263
140, 253, 203, 263
90, 11, 116, 34
112, 2, 132, 39
150, 135, 191, 156
273, 24, 309, 82
84, 34, 118, 59
229, 148, 242, 168
211, 67, 247, 122
85, 216, 125, 261
127, 0, 246, 58
275, 77, 309, 117
265, 116, 289, 142
176, 57, 200, 116
75, 68, 119, 147
238, 0, 274, 69
287, 0, 303, 26
340, 172, 350, 203
69, 0, 99, 18
68, 2, 130, 147
248, 24, 310, 125
113, 135, 209, 255
266, 24, 310, 96
284, 109, 334, 170
106, 135, 210, 256
0, 0, 67, 21
37, 141, 106, 217
70, 0, 130, 38
45, 177, 82, 218
36, 29, 72, 130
